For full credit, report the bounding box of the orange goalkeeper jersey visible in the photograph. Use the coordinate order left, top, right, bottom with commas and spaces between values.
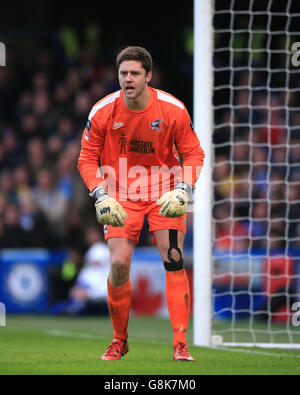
78, 86, 205, 201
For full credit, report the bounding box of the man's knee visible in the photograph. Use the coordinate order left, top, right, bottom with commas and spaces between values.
107, 238, 134, 285
111, 259, 130, 279
163, 230, 184, 272
109, 253, 131, 286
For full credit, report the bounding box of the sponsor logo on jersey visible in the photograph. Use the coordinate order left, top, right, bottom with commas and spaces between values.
118, 133, 128, 154
128, 140, 155, 154
150, 119, 162, 131
118, 136, 155, 155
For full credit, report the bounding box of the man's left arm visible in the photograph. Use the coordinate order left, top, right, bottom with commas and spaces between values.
175, 107, 205, 186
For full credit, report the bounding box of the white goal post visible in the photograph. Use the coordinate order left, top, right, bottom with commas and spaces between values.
193, 0, 300, 349
193, 0, 213, 347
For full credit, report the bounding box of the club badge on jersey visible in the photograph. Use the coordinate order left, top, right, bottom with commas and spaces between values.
150, 119, 162, 131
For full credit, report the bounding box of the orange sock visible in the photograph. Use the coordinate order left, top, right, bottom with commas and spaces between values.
166, 269, 190, 346
107, 279, 132, 341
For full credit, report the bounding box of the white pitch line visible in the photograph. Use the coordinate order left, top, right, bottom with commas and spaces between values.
41, 330, 300, 359
44, 329, 170, 345
212, 346, 300, 359
45, 329, 100, 339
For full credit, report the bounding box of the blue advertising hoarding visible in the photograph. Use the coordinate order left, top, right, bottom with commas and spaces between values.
0, 248, 299, 316
0, 249, 65, 313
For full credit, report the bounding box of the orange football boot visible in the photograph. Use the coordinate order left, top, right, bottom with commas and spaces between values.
173, 342, 194, 362
101, 338, 129, 361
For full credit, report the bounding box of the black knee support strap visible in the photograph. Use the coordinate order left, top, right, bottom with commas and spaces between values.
163, 229, 184, 272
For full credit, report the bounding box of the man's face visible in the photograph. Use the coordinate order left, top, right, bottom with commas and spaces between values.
118, 60, 152, 101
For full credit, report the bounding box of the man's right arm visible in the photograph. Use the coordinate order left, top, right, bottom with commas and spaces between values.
77, 115, 106, 193
77, 114, 127, 227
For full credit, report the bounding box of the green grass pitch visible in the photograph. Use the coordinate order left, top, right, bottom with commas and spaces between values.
0, 315, 300, 375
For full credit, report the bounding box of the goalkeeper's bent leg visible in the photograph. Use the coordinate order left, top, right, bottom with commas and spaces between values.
165, 269, 190, 346
163, 230, 190, 346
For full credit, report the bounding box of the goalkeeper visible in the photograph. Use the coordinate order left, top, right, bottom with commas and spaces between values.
77, 46, 205, 362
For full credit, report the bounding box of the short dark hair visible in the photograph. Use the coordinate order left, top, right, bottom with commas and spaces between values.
116, 46, 153, 74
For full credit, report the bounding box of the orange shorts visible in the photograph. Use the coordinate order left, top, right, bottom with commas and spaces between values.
103, 199, 187, 245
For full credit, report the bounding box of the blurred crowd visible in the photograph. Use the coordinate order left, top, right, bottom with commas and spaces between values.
0, 30, 169, 250
0, 43, 118, 249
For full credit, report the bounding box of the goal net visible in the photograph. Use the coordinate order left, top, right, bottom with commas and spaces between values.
210, 0, 300, 348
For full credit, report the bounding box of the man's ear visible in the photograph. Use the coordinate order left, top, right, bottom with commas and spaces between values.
146, 71, 152, 84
